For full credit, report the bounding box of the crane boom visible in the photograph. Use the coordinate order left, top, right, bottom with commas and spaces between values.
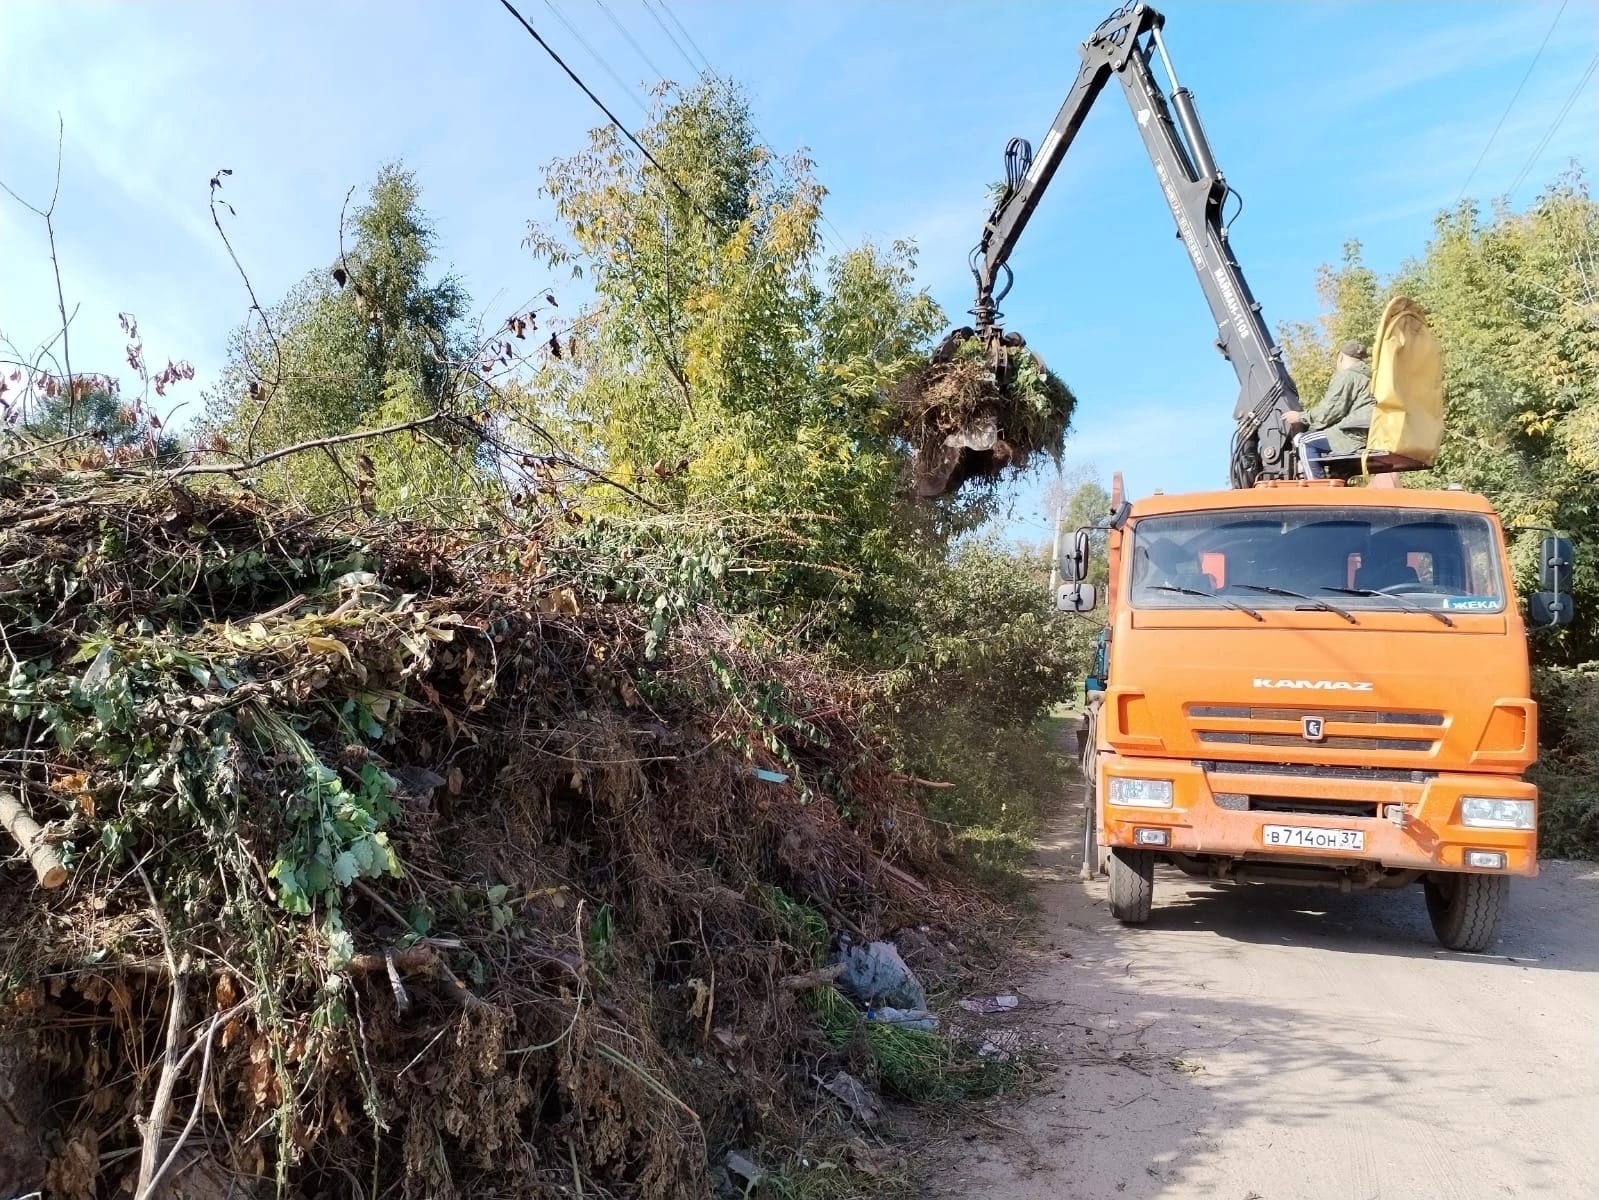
971, 3, 1300, 487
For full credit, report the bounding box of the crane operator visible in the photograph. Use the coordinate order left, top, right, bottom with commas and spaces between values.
1285, 341, 1376, 478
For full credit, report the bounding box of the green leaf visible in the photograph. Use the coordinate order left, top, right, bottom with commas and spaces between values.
325, 926, 356, 970
408, 904, 434, 938
303, 859, 331, 893
79, 644, 114, 694
332, 850, 360, 887
272, 862, 311, 914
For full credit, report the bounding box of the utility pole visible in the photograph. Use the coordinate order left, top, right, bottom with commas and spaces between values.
1047, 497, 1065, 596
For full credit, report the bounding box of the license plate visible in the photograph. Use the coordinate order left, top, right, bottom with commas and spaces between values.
1261, 825, 1365, 852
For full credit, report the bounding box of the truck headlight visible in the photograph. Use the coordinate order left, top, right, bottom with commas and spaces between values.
1108, 777, 1173, 808
1460, 798, 1535, 830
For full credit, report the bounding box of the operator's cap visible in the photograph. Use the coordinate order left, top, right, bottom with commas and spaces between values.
1338, 340, 1368, 360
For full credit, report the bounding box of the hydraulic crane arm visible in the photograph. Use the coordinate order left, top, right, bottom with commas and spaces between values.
971, 3, 1301, 487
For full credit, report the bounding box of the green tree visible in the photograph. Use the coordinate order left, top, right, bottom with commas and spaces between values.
11, 373, 185, 462
1061, 479, 1112, 588
23, 378, 140, 448
1061, 480, 1110, 531
203, 164, 485, 512
1278, 239, 1384, 407
885, 539, 1091, 883
521, 78, 990, 648
1277, 170, 1599, 663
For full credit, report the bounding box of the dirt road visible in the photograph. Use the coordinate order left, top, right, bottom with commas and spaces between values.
932, 783, 1599, 1200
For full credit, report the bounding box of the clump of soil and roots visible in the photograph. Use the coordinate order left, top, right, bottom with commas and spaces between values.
0, 461, 986, 1199
896, 331, 1076, 498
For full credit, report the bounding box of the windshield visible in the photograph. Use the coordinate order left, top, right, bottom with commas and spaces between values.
1128, 507, 1507, 615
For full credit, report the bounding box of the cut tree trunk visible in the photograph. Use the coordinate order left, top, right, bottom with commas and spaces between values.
1, 788, 67, 889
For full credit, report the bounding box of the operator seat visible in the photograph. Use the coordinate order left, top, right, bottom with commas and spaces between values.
1355, 543, 1420, 591
1311, 450, 1424, 481
1144, 539, 1208, 592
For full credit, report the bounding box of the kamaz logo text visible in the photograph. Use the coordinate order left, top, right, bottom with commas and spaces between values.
1253, 679, 1374, 692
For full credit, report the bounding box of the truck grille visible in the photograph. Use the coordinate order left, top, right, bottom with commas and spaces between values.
1196, 731, 1434, 751
1196, 760, 1435, 784
1189, 705, 1444, 726
1186, 704, 1445, 755
1245, 795, 1381, 819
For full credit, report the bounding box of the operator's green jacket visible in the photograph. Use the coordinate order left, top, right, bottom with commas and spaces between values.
1309, 362, 1376, 454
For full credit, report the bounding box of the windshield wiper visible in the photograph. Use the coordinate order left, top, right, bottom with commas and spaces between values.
1151, 583, 1264, 622
1320, 586, 1455, 627
1232, 583, 1358, 624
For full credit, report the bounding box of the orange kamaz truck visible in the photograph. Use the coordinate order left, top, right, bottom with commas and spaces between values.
1069, 477, 1571, 950
950, 4, 1575, 950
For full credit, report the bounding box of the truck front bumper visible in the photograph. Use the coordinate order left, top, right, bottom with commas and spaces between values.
1098, 755, 1538, 876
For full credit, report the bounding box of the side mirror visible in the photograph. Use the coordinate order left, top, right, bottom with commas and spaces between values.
1058, 582, 1098, 613
1540, 535, 1574, 593
1060, 528, 1091, 583
1529, 591, 1574, 628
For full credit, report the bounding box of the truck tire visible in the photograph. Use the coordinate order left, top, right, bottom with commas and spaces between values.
1109, 848, 1154, 924
1424, 872, 1507, 953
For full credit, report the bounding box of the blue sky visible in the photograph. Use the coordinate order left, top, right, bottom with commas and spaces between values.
3, 0, 1596, 541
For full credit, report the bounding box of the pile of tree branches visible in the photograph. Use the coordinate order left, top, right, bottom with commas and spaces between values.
0, 456, 960, 1199
894, 330, 1076, 499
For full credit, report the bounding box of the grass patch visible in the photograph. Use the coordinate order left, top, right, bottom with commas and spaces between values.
751, 1152, 915, 1200
910, 712, 1079, 895
1533, 664, 1599, 859
1536, 763, 1599, 858
764, 884, 830, 964
866, 1021, 1017, 1102
810, 985, 1018, 1104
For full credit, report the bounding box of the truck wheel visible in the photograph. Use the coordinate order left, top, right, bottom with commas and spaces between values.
1108, 848, 1154, 924
1424, 872, 1507, 953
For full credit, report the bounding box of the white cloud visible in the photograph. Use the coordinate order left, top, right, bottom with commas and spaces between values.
1304, 3, 1572, 116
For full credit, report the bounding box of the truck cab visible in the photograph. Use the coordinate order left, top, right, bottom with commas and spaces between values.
1070, 480, 1571, 951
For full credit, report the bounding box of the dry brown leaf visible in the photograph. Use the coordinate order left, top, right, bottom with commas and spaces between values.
43, 1129, 98, 1200
686, 978, 711, 1020
539, 586, 581, 616
304, 635, 352, 664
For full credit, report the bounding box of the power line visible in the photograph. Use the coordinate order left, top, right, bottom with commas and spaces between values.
537, 0, 647, 117
1456, 0, 1570, 204
498, 0, 851, 260
639, 0, 702, 76
495, 0, 711, 222
656, 0, 715, 75
627, 0, 853, 258
593, 0, 672, 84
1508, 49, 1599, 198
